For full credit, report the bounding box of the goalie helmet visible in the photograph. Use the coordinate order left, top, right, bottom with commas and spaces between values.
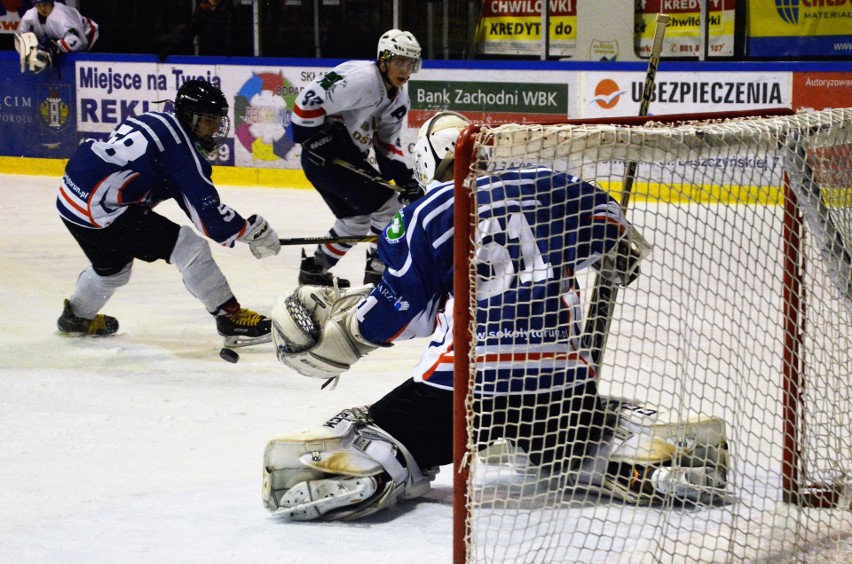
377, 29, 422, 73
412, 111, 471, 189
174, 80, 230, 155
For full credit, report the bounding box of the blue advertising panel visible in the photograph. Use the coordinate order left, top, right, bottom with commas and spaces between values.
0, 52, 77, 158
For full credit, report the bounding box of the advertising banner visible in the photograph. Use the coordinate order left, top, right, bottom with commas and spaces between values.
73, 60, 582, 170
75, 60, 323, 169
792, 72, 852, 112
476, 0, 577, 57
747, 0, 852, 58
637, 0, 736, 57
408, 75, 574, 125
0, 55, 76, 158
582, 70, 791, 118
1, 54, 845, 173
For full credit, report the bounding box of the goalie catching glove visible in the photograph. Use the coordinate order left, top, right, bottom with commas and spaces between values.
271, 284, 382, 379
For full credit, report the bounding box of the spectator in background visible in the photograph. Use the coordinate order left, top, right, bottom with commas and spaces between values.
19, 0, 99, 54
158, 0, 237, 61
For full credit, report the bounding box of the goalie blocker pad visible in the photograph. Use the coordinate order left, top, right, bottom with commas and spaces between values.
263, 408, 434, 521
592, 224, 653, 287
478, 396, 730, 506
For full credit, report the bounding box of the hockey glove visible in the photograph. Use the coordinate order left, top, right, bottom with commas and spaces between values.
271, 285, 380, 380
302, 122, 363, 169
243, 214, 281, 259
397, 181, 424, 205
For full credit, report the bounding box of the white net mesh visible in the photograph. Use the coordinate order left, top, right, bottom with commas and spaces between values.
457, 108, 852, 563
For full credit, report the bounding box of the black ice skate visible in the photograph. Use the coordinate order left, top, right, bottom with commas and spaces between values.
217, 308, 273, 348
363, 248, 384, 286
57, 299, 119, 336
298, 249, 351, 288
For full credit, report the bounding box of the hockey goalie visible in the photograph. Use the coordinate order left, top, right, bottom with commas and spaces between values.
264, 112, 730, 521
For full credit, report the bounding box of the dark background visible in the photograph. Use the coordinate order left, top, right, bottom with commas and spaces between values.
75, 0, 474, 60
2, 0, 842, 61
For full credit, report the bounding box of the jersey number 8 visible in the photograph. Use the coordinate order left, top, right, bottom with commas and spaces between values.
92, 124, 149, 166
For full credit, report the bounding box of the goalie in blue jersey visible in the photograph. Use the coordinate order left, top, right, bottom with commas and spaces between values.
265, 112, 729, 521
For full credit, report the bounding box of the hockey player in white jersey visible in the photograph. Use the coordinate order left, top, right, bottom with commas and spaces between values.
291, 28, 423, 288
15, 0, 98, 73
265, 112, 729, 521
56, 80, 280, 345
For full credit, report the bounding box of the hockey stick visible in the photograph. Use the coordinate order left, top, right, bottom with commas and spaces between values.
330, 157, 404, 194
278, 235, 378, 246
584, 13, 670, 369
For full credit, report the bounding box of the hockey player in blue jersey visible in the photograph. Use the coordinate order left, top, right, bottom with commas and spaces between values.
56, 80, 280, 346
263, 113, 729, 520
291, 29, 423, 288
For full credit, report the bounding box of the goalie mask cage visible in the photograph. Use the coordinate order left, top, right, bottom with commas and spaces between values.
451, 108, 852, 563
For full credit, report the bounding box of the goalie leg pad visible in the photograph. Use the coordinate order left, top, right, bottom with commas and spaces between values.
572, 397, 729, 505
262, 422, 352, 512
263, 408, 433, 521
276, 476, 379, 521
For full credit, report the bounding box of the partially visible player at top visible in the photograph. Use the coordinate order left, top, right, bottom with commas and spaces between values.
262, 113, 726, 521
56, 80, 280, 347
290, 28, 423, 288
15, 0, 99, 72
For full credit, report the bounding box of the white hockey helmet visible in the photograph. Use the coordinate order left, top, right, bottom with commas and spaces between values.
412, 111, 471, 189
377, 29, 422, 73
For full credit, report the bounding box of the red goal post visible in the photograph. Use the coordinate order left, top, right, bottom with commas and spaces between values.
451, 108, 852, 563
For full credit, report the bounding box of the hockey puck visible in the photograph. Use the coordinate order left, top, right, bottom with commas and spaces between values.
219, 347, 240, 363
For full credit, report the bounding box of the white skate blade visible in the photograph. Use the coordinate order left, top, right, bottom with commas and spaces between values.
222, 333, 272, 348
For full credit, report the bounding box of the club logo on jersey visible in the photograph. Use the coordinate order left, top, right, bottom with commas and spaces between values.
319, 71, 344, 92
384, 212, 406, 244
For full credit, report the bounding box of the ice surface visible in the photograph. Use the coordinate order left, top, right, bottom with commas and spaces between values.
0, 175, 452, 563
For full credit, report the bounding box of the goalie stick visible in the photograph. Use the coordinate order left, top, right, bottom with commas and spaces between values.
278, 235, 378, 246
583, 13, 670, 368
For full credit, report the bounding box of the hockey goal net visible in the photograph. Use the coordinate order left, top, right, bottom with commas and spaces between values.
452, 108, 852, 563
